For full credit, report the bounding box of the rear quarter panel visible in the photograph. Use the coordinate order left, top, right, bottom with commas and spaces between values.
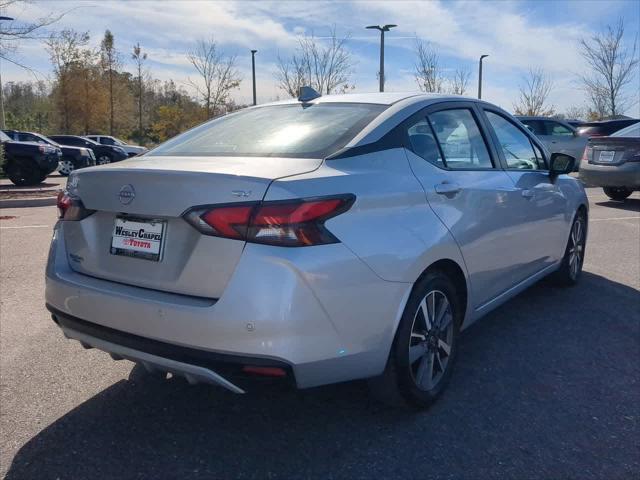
264, 149, 468, 284
264, 149, 472, 331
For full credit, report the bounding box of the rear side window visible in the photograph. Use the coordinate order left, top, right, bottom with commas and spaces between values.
406, 117, 444, 167
428, 109, 493, 169
151, 103, 386, 159
543, 121, 573, 136
521, 120, 545, 136
486, 111, 541, 170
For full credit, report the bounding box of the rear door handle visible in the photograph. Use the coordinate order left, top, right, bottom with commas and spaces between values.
521, 189, 535, 199
435, 182, 462, 195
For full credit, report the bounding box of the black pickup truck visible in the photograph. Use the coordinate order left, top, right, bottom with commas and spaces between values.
0, 130, 61, 185
3, 130, 95, 176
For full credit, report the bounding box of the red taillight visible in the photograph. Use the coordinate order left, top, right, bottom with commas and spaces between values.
56, 191, 95, 221
184, 195, 355, 247
201, 205, 253, 240
57, 191, 72, 219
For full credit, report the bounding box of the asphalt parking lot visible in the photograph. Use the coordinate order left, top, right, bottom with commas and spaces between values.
1, 187, 638, 480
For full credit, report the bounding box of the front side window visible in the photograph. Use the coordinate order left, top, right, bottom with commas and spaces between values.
428, 109, 493, 169
406, 117, 444, 167
101, 137, 116, 145
531, 142, 547, 169
544, 121, 574, 136
151, 103, 386, 159
486, 111, 540, 170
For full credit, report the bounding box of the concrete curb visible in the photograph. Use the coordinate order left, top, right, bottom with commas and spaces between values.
0, 196, 57, 209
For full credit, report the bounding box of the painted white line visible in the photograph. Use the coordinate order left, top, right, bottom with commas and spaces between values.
590, 216, 640, 222
0, 225, 52, 229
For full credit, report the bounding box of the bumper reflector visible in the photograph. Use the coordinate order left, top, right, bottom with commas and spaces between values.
242, 366, 287, 377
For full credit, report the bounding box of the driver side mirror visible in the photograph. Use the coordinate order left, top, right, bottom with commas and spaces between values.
550, 152, 575, 175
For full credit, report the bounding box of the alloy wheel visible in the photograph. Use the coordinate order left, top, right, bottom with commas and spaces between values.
97, 155, 111, 165
568, 218, 584, 280
58, 160, 75, 176
409, 289, 454, 391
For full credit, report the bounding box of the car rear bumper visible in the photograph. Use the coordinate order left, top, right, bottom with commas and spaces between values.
45, 222, 409, 389
579, 161, 640, 188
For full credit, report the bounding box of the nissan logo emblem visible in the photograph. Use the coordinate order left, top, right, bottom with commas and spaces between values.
118, 184, 135, 205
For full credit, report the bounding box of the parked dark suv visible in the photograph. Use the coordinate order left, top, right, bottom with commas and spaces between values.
577, 119, 639, 138
48, 135, 128, 165
0, 130, 61, 185
3, 130, 96, 176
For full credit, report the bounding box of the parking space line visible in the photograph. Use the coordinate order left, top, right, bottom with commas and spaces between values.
590, 216, 640, 222
0, 225, 52, 229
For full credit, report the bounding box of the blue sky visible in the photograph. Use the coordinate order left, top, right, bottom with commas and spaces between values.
3, 0, 640, 116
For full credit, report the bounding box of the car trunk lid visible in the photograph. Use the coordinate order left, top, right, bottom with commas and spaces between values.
587, 137, 640, 165
62, 155, 321, 298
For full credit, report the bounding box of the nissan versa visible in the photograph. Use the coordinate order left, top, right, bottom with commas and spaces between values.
46, 91, 588, 408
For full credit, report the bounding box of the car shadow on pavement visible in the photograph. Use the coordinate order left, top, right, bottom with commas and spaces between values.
5, 272, 640, 479
595, 199, 640, 212
0, 181, 60, 190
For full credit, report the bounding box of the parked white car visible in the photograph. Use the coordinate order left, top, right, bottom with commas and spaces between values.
84, 135, 148, 157
517, 117, 588, 170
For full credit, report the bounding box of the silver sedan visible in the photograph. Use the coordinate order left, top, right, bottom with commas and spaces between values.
46, 91, 588, 409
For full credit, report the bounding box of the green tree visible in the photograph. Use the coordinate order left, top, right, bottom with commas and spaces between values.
100, 30, 120, 135
132, 43, 148, 143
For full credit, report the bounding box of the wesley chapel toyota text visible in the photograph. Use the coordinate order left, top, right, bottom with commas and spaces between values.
46, 90, 588, 408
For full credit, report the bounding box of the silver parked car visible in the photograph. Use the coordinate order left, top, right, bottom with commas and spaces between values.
517, 116, 588, 169
579, 123, 640, 201
46, 91, 588, 408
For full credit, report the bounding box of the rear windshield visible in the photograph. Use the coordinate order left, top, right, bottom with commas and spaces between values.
611, 123, 640, 137
150, 103, 386, 158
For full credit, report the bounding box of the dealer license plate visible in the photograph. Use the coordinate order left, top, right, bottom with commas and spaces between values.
598, 151, 616, 163
110, 217, 166, 261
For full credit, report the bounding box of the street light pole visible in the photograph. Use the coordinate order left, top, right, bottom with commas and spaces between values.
0, 16, 14, 129
250, 49, 257, 106
478, 54, 489, 100
366, 24, 397, 92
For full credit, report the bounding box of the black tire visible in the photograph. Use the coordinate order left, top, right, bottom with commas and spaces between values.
57, 157, 76, 176
552, 209, 587, 286
6, 158, 43, 186
368, 270, 462, 409
603, 187, 632, 201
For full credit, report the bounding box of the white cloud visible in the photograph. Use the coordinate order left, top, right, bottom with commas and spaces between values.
2, 0, 638, 116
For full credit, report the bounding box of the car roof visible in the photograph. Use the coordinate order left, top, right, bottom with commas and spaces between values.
516, 116, 569, 122
260, 91, 466, 107
579, 119, 639, 127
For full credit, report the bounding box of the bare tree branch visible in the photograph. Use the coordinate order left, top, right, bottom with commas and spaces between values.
0, 0, 66, 61
579, 19, 639, 118
414, 39, 446, 93
187, 38, 241, 118
449, 68, 471, 95
513, 67, 555, 116
276, 27, 354, 97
